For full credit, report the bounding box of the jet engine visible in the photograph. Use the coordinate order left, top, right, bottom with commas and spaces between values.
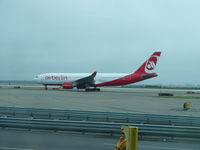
62, 82, 73, 89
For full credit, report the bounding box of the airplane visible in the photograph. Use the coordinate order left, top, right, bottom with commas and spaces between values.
33, 51, 161, 91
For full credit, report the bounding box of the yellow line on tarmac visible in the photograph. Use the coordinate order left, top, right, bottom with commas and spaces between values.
0, 147, 35, 150
97, 99, 113, 102
0, 96, 16, 98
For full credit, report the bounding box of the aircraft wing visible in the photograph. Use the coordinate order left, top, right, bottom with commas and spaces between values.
73, 72, 97, 88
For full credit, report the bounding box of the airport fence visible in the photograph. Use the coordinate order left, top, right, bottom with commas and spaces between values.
0, 107, 200, 127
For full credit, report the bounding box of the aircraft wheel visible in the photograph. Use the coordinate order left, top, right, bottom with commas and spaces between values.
96, 88, 100, 92
85, 88, 100, 92
85, 88, 90, 92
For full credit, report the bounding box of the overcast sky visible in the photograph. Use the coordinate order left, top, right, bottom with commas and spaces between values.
0, 0, 200, 85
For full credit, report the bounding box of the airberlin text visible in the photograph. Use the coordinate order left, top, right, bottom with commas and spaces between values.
44, 76, 67, 80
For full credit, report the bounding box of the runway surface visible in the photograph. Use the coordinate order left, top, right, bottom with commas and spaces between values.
0, 129, 199, 150
0, 87, 200, 116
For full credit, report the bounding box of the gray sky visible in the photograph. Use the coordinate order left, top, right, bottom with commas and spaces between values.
0, 0, 200, 85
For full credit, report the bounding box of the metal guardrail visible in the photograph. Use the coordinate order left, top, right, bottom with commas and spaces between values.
0, 107, 199, 126
0, 117, 200, 140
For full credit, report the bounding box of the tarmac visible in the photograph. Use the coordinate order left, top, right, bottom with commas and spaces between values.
0, 129, 199, 150
1, 86, 200, 149
0, 86, 200, 116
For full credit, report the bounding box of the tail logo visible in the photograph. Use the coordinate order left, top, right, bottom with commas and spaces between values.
145, 55, 158, 73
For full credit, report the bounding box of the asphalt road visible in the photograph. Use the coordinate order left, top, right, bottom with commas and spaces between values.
0, 129, 199, 150
0, 87, 200, 116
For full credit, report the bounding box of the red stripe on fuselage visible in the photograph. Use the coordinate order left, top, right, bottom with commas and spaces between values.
94, 73, 157, 87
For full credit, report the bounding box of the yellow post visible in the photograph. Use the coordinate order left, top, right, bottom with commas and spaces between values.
183, 102, 191, 110
122, 126, 138, 150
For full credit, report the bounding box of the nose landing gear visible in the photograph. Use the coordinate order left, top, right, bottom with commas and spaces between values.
85, 88, 100, 92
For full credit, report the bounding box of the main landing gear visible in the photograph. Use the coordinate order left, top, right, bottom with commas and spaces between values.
44, 85, 48, 90
85, 88, 100, 92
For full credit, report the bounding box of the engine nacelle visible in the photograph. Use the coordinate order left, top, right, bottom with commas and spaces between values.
62, 82, 73, 89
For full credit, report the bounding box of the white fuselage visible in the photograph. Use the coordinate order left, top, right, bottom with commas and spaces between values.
32, 52, 161, 88
33, 73, 129, 85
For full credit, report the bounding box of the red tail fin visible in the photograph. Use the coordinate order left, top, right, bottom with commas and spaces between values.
134, 52, 161, 74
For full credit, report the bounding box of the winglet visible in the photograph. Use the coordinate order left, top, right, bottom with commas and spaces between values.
91, 72, 97, 77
